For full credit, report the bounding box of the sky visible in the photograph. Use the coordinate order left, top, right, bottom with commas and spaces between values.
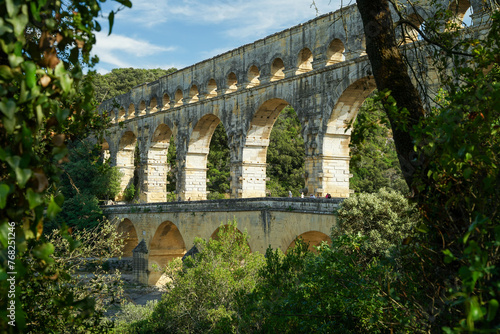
92, 0, 346, 74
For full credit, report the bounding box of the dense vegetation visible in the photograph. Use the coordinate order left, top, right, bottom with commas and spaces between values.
91, 67, 177, 103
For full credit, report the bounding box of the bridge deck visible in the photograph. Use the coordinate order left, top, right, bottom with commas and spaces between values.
103, 197, 343, 215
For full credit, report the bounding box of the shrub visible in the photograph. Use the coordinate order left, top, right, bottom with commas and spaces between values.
334, 188, 420, 258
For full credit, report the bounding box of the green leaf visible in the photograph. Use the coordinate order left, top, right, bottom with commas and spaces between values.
47, 195, 62, 220
3, 116, 16, 133
15, 167, 31, 188
487, 299, 499, 322
0, 183, 9, 209
33, 242, 55, 262
115, 0, 132, 8
0, 65, 14, 80
0, 98, 16, 119
108, 11, 114, 36
27, 188, 43, 209
0, 221, 10, 248
22, 61, 36, 89
463, 167, 472, 179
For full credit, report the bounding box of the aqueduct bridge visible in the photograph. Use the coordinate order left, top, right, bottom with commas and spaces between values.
98, 1, 493, 284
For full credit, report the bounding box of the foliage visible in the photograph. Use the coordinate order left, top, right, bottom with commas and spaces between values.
207, 122, 230, 197
125, 220, 265, 333
0, 0, 131, 331
91, 67, 177, 103
334, 188, 420, 258
166, 137, 177, 199
47, 140, 121, 230
18, 219, 125, 333
123, 183, 136, 202
114, 300, 158, 333
242, 237, 414, 333
266, 106, 305, 197
350, 95, 408, 194
409, 13, 500, 332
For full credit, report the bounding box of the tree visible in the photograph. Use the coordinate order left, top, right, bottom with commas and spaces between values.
349, 95, 408, 194
91, 67, 177, 103
354, 1, 499, 330
207, 123, 230, 199
0, 0, 132, 331
126, 220, 265, 333
266, 106, 305, 197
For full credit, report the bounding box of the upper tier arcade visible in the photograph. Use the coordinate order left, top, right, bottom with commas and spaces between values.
98, 0, 492, 202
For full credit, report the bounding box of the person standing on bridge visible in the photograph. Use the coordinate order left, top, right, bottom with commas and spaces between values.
289, 190, 292, 198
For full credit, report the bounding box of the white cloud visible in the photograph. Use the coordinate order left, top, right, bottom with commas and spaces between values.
92, 31, 177, 68
115, 0, 344, 39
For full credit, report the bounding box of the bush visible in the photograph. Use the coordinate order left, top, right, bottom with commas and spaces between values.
123, 184, 136, 202
334, 188, 420, 258
126, 220, 265, 333
114, 300, 158, 333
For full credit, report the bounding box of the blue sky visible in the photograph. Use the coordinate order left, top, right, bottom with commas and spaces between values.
92, 0, 345, 74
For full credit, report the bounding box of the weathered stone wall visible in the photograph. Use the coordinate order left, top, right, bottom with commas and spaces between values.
105, 198, 340, 284
98, 0, 491, 202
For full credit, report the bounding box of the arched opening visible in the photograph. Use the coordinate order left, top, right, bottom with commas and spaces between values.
266, 106, 305, 197
189, 85, 199, 103
117, 131, 138, 201
101, 139, 110, 162
149, 97, 158, 113
117, 219, 138, 257
149, 221, 186, 285
118, 107, 125, 120
174, 89, 183, 107
326, 39, 345, 65
398, 13, 424, 44
226, 72, 238, 93
247, 65, 260, 88
183, 114, 223, 200
287, 231, 331, 253
320, 76, 376, 198
138, 100, 146, 116
449, 0, 471, 25
162, 93, 171, 110
239, 98, 296, 198
142, 124, 173, 203
296, 48, 313, 74
210, 224, 251, 252
207, 79, 218, 98
270, 58, 285, 81
127, 104, 135, 119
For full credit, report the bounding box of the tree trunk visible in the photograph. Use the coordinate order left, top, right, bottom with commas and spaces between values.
356, 0, 426, 191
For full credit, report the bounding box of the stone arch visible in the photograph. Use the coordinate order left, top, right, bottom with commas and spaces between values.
149, 97, 158, 113
118, 106, 126, 120
141, 124, 172, 202
239, 98, 290, 198
287, 231, 331, 253
183, 114, 222, 200
270, 58, 285, 81
101, 138, 110, 162
149, 221, 186, 285
162, 93, 171, 110
206, 79, 218, 98
320, 76, 376, 198
117, 131, 138, 200
449, 0, 471, 23
226, 72, 238, 93
174, 89, 184, 107
296, 48, 313, 74
127, 103, 135, 119
189, 84, 200, 103
210, 224, 252, 252
247, 65, 260, 88
399, 13, 425, 43
117, 218, 138, 257
138, 100, 146, 116
326, 39, 345, 65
